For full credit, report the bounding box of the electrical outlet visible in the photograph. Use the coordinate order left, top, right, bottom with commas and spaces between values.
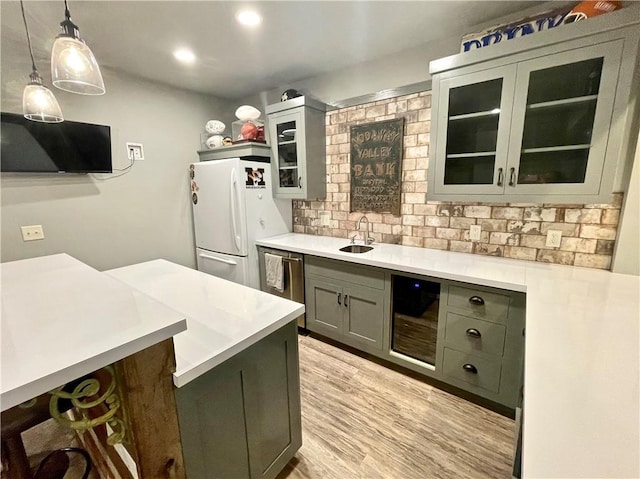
469, 224, 481, 241
319, 211, 330, 227
546, 230, 562, 248
126, 142, 144, 161
21, 225, 44, 241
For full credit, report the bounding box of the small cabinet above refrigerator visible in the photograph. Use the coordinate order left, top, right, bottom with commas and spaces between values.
266, 96, 327, 200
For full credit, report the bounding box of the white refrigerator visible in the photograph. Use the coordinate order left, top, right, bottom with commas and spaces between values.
190, 158, 291, 289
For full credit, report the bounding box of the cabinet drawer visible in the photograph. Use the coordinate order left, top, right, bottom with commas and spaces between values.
446, 285, 510, 322
444, 313, 506, 357
306, 256, 385, 290
442, 348, 502, 393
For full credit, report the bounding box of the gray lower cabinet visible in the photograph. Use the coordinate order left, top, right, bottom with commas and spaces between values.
174, 321, 302, 479
303, 254, 525, 409
436, 283, 525, 408
305, 256, 388, 353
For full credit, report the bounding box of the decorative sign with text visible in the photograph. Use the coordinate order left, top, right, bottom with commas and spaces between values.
350, 118, 404, 215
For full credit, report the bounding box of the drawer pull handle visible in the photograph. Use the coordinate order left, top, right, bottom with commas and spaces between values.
469, 296, 485, 306
463, 364, 478, 374
466, 328, 482, 338
497, 167, 503, 187
337, 293, 341, 305
344, 295, 349, 307
508, 167, 516, 186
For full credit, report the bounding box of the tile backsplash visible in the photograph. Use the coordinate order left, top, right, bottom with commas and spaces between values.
292, 91, 622, 270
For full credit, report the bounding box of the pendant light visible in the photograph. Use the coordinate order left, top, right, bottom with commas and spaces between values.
51, 0, 105, 95
20, 0, 63, 123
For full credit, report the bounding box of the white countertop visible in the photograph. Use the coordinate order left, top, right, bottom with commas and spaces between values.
257, 233, 640, 479
1, 254, 187, 412
106, 259, 305, 388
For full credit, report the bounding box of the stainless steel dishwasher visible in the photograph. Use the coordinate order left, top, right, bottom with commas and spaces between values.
257, 246, 305, 328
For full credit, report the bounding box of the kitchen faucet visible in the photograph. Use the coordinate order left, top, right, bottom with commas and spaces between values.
355, 215, 375, 245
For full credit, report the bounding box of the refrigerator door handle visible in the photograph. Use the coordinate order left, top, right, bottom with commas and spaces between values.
229, 168, 242, 253
198, 253, 238, 266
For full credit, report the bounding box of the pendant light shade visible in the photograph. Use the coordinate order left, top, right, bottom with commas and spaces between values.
23, 71, 64, 123
51, 1, 105, 95
19, 0, 63, 123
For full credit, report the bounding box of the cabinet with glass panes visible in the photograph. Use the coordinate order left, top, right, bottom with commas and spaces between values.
266, 96, 326, 200
428, 13, 640, 204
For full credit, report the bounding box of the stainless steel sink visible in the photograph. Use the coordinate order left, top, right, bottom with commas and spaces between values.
339, 245, 374, 254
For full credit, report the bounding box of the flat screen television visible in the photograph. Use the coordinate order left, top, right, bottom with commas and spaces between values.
1, 112, 112, 173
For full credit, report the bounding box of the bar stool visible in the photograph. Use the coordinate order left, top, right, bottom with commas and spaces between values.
1, 393, 92, 479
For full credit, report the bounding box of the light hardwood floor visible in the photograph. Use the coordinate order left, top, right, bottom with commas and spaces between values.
277, 334, 515, 479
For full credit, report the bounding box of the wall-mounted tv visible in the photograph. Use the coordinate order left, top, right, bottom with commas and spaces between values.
1, 112, 112, 173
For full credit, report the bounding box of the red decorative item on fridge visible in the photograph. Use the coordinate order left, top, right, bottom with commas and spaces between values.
563, 1, 622, 24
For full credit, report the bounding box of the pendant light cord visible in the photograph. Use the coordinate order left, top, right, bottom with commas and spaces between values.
64, 0, 71, 20
19, 0, 37, 72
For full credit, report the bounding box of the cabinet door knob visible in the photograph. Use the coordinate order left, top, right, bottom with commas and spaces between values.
468, 295, 485, 306
463, 363, 478, 374
508, 167, 516, 186
497, 168, 504, 187
337, 293, 341, 305
298, 177, 303, 189
344, 295, 349, 307
466, 328, 482, 338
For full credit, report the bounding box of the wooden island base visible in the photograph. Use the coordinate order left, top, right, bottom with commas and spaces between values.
77, 338, 186, 479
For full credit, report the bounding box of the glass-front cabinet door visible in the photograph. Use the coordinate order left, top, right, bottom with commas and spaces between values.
506, 41, 622, 196
269, 109, 306, 197
266, 97, 326, 200
433, 65, 517, 196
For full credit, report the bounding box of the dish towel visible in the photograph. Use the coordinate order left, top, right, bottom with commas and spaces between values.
265, 253, 284, 292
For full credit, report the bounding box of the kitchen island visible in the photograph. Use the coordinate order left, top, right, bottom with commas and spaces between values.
106, 259, 305, 479
1, 253, 188, 478
257, 233, 640, 479
2, 254, 304, 479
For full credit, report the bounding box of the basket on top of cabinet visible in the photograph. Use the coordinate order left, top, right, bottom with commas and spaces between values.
427, 7, 640, 204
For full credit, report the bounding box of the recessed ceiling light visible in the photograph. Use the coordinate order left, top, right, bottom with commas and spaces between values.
236, 10, 262, 27
174, 48, 196, 64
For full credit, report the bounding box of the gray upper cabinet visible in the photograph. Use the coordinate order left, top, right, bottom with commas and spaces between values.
266, 96, 327, 200
433, 65, 517, 197
428, 13, 640, 204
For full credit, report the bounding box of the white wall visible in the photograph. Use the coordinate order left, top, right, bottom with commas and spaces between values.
1, 67, 235, 271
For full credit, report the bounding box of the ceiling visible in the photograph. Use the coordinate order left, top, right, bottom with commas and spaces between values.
1, 1, 544, 100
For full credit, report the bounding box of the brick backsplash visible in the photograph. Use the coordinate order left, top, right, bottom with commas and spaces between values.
293, 91, 623, 270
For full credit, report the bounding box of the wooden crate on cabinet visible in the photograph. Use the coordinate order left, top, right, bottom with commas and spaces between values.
266, 96, 326, 200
